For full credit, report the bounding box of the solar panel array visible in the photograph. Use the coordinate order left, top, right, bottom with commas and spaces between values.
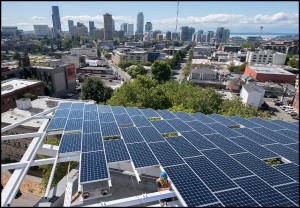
47, 102, 299, 207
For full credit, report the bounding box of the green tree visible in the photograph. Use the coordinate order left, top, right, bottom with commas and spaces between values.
227, 61, 238, 72
287, 57, 299, 69
128, 64, 147, 78
22, 92, 36, 101
151, 60, 172, 83
12, 51, 20, 60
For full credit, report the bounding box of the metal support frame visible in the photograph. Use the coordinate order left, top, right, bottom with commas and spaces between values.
44, 155, 59, 198
108, 180, 112, 188
130, 161, 141, 183
1, 132, 44, 141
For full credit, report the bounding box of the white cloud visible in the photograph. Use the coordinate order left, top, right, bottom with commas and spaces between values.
31, 16, 45, 21
17, 23, 31, 27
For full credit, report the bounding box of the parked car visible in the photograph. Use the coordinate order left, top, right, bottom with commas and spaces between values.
269, 95, 278, 98
275, 102, 283, 106
290, 112, 298, 116
287, 110, 296, 114
292, 115, 299, 120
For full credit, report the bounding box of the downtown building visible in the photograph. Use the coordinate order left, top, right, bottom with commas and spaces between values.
145, 22, 152, 33
136, 12, 144, 35
103, 13, 113, 40
51, 6, 62, 34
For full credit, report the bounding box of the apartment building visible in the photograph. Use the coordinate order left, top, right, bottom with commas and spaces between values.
112, 48, 148, 65
246, 50, 287, 65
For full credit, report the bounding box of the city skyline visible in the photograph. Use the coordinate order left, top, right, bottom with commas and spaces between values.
1, 1, 299, 33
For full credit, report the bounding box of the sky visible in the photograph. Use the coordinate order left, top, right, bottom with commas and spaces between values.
1, 1, 299, 33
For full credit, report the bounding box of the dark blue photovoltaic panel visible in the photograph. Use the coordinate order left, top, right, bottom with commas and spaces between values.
103, 139, 130, 163
82, 133, 103, 152
274, 163, 299, 182
186, 121, 216, 135
232, 153, 293, 186
165, 136, 202, 158
120, 127, 145, 144
101, 122, 120, 137
201, 149, 253, 179
166, 119, 193, 132
83, 120, 101, 133
264, 144, 299, 165
251, 127, 295, 145
148, 141, 185, 167
151, 120, 177, 134
234, 128, 276, 145
204, 134, 246, 154
191, 112, 216, 124
84, 104, 98, 112
125, 107, 143, 116
57, 102, 72, 110
274, 183, 299, 205
138, 126, 165, 143
84, 111, 99, 121
99, 113, 115, 123
80, 151, 109, 183
284, 143, 298, 152
204, 203, 224, 207
111, 106, 127, 115
215, 188, 260, 207
68, 110, 83, 119
131, 116, 152, 127
172, 111, 196, 121
181, 131, 217, 150
164, 164, 218, 206
58, 133, 81, 153
156, 110, 177, 120
206, 123, 240, 138
64, 119, 83, 131
140, 108, 160, 118
70, 102, 84, 110
228, 136, 278, 159
97, 105, 112, 113
53, 109, 70, 118
291, 121, 299, 126
227, 116, 260, 128
269, 119, 298, 132
47, 118, 67, 130
126, 142, 159, 168
247, 117, 285, 131
185, 156, 237, 192
234, 176, 295, 207
114, 114, 134, 126
208, 114, 238, 127
275, 129, 299, 142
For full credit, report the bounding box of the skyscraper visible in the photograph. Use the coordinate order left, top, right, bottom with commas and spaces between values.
180, 26, 189, 41
68, 20, 74, 27
89, 21, 95, 36
120, 23, 128, 35
112, 19, 115, 31
222, 29, 230, 43
215, 27, 224, 43
103, 13, 113, 40
127, 24, 134, 36
136, 12, 144, 35
188, 27, 195, 41
145, 22, 152, 32
51, 6, 61, 32
166, 31, 171, 40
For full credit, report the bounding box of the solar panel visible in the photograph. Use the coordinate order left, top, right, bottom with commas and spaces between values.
269, 119, 299, 132
47, 118, 68, 131
185, 156, 237, 192
137, 126, 165, 143
228, 136, 278, 159
284, 143, 299, 152
231, 153, 294, 186
274, 183, 299, 205
140, 108, 160, 118
111, 106, 127, 115
180, 131, 217, 151
97, 105, 112, 113
234, 176, 295, 207
247, 117, 285, 131
101, 122, 120, 137
185, 120, 216, 135
233, 128, 276, 145
172, 111, 196, 121
251, 127, 295, 145
215, 188, 260, 207
165, 136, 202, 158
291, 121, 299, 126
151, 120, 177, 134
204, 203, 224, 207
201, 149, 253, 179
80, 151, 109, 183
191, 112, 216, 124
114, 114, 134, 127
84, 104, 98, 112
275, 129, 299, 142
203, 134, 246, 155
164, 164, 219, 207
57, 102, 72, 110
84, 111, 99, 121
68, 110, 83, 119
103, 139, 130, 163
81, 133, 103, 152
274, 163, 299, 182
148, 141, 185, 167
208, 114, 238, 127
64, 119, 83, 131
58, 133, 81, 153
126, 142, 159, 168
70, 102, 84, 110
156, 110, 177, 120
130, 116, 152, 127
165, 119, 193, 132
263, 144, 299, 165
227, 116, 260, 128
120, 127, 145, 144
99, 113, 115, 123
82, 120, 101, 134
125, 107, 143, 116
53, 109, 70, 118
206, 123, 241, 138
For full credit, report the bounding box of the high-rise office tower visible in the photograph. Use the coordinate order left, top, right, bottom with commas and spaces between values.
103, 13, 113, 40
34, 25, 50, 38
51, 6, 61, 32
77, 22, 84, 27
136, 12, 144, 35
222, 29, 230, 43
215, 27, 225, 43
180, 26, 189, 41
121, 23, 128, 34
145, 22, 152, 32
166, 31, 171, 40
127, 24, 134, 36
188, 27, 195, 41
89, 21, 95, 36
68, 20, 74, 27
112, 19, 115, 31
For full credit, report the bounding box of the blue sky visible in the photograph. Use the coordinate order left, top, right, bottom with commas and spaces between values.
1, 1, 299, 33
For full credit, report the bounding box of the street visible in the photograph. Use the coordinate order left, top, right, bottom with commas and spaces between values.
107, 60, 131, 81
264, 97, 297, 122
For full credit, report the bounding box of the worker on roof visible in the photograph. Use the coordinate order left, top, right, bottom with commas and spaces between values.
157, 171, 172, 206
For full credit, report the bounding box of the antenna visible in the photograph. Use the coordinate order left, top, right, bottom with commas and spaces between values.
259, 26, 263, 37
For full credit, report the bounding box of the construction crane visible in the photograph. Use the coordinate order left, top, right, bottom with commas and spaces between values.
259, 26, 264, 37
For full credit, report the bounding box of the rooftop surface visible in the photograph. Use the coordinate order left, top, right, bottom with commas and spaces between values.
1, 78, 41, 95
249, 64, 296, 75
